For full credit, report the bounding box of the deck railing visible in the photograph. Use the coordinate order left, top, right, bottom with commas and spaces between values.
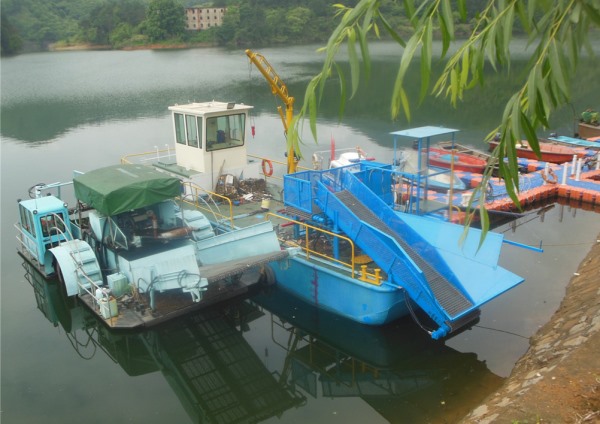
120, 146, 174, 166
266, 212, 382, 285
179, 181, 235, 230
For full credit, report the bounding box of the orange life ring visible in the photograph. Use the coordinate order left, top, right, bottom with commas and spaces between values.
542, 168, 557, 184
261, 159, 274, 177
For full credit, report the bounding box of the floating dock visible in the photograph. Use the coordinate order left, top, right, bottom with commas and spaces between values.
424, 154, 600, 220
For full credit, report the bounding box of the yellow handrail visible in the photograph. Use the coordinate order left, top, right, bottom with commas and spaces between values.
265, 212, 382, 285
179, 181, 234, 229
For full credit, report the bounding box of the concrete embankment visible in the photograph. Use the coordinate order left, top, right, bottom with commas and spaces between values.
461, 233, 600, 423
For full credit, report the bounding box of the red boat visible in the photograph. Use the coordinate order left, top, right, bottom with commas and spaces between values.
488, 140, 586, 163
428, 147, 487, 173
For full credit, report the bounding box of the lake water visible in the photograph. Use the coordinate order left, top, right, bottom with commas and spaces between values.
1, 43, 599, 423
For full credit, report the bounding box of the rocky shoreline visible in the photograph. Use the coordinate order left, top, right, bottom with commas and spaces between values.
461, 235, 600, 423
48, 42, 215, 52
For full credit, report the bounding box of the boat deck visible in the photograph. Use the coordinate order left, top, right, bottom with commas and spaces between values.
80, 250, 288, 330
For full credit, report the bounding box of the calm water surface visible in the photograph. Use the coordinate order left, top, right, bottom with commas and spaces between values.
2, 43, 599, 423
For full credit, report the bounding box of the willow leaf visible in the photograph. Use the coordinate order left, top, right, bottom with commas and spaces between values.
419, 20, 432, 102
450, 68, 459, 105
510, 97, 521, 143
333, 62, 347, 121
548, 41, 569, 98
502, 4, 515, 57
581, 2, 600, 26
362, 1, 374, 33
475, 45, 485, 86
565, 27, 578, 69
526, 69, 537, 118
378, 13, 405, 47
403, 0, 416, 21
515, 0, 530, 33
571, 1, 582, 24
478, 206, 490, 250
438, 9, 451, 57
441, 0, 455, 38
484, 26, 498, 70
457, 0, 467, 21
347, 29, 360, 98
527, 0, 536, 24
499, 152, 521, 208
308, 89, 318, 140
399, 87, 411, 122
459, 48, 470, 93
356, 25, 371, 80
392, 34, 419, 117
520, 112, 539, 154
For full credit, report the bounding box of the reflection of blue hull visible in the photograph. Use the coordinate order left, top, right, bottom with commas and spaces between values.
269, 256, 409, 325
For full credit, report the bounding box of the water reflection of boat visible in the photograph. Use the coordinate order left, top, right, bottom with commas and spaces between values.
26, 258, 503, 423
252, 286, 504, 422
23, 260, 304, 423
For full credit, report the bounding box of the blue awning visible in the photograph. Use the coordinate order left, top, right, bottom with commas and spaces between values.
390, 126, 459, 140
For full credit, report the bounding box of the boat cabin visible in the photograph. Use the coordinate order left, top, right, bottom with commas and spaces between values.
168, 101, 254, 179
17, 196, 72, 274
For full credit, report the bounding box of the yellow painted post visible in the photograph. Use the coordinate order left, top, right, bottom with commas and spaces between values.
374, 269, 381, 285
360, 265, 367, 282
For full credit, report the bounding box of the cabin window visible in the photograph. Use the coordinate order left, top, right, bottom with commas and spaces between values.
174, 113, 186, 145
19, 205, 36, 237
206, 113, 245, 152
40, 213, 66, 237
185, 114, 199, 148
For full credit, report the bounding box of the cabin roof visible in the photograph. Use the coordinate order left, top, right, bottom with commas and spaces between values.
20, 196, 68, 214
390, 126, 459, 140
168, 101, 253, 116
73, 164, 181, 216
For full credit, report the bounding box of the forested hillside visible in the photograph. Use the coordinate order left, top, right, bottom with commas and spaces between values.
1, 0, 490, 55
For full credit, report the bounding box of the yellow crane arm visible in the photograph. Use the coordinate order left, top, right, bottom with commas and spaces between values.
245, 49, 297, 174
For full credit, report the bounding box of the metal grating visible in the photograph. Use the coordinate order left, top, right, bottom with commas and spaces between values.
334, 190, 473, 317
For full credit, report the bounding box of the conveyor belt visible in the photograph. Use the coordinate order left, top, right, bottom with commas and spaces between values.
334, 190, 473, 317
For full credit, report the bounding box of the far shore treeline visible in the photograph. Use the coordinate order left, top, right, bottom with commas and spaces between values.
2, 0, 498, 56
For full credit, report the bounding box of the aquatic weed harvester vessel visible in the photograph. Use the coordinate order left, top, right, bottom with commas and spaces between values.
16, 51, 526, 339
16, 164, 285, 328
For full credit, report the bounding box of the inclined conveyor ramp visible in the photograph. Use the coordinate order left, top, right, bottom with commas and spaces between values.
323, 189, 478, 338
307, 165, 486, 338
283, 166, 523, 339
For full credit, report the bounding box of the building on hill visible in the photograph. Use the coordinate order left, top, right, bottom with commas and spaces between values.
185, 7, 226, 31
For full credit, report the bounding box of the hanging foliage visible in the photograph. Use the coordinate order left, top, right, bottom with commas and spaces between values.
288, 0, 600, 245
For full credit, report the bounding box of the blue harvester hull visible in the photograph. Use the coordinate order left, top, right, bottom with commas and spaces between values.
273, 160, 524, 339
269, 256, 409, 325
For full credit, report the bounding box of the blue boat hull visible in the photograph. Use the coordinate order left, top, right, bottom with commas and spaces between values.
268, 256, 409, 325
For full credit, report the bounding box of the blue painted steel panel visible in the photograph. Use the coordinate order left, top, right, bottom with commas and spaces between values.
269, 256, 409, 325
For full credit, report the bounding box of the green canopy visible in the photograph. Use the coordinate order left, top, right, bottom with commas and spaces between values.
74, 164, 182, 216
